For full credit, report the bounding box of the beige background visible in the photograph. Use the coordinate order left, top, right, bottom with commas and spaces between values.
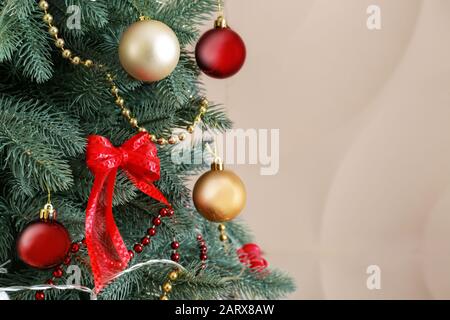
201, 0, 450, 299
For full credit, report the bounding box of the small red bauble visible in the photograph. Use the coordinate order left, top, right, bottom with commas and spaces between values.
152, 217, 161, 226
52, 267, 63, 278
17, 220, 71, 269
159, 208, 169, 217
133, 243, 143, 253
171, 252, 180, 262
147, 227, 157, 236
171, 241, 179, 249
70, 243, 80, 253
195, 18, 246, 79
35, 291, 45, 300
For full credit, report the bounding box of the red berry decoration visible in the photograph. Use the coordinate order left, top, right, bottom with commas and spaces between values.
147, 227, 156, 236
195, 16, 246, 79
171, 252, 180, 262
152, 217, 161, 226
133, 243, 143, 253
141, 236, 151, 246
70, 243, 80, 253
35, 291, 45, 300
52, 266, 63, 278
17, 219, 71, 269
63, 255, 71, 265
159, 208, 169, 217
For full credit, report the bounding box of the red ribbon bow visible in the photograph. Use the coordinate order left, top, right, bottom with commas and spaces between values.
85, 133, 169, 292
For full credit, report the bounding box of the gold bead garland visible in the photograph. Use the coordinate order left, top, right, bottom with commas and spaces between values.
218, 223, 228, 242
37, 0, 208, 145
159, 268, 180, 300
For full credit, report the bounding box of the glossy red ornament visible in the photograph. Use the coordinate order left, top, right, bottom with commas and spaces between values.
17, 220, 71, 269
237, 243, 269, 272
195, 18, 246, 79
35, 291, 45, 300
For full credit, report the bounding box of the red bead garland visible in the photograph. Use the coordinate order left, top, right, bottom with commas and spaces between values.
133, 243, 143, 253
197, 234, 208, 270
35, 238, 86, 300
35, 206, 179, 300
171, 252, 180, 262
141, 236, 151, 246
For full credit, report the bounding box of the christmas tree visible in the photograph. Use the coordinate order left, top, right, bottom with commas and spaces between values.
0, 0, 294, 300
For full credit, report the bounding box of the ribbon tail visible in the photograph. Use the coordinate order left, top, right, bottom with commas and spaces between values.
86, 168, 130, 293
126, 171, 169, 206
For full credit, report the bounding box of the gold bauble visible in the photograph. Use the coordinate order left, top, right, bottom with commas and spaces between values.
118, 19, 180, 82
193, 162, 246, 222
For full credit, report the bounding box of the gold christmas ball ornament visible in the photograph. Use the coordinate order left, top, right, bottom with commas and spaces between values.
118, 19, 180, 82
193, 160, 246, 222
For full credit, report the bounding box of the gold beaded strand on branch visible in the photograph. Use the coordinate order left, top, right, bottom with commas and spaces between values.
38, 0, 208, 146
159, 268, 180, 300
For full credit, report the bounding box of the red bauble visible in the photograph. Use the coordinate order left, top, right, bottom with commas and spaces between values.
17, 220, 71, 269
195, 26, 246, 79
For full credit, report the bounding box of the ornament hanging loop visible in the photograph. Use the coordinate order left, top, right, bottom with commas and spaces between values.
211, 158, 223, 171
214, 15, 228, 29
40, 184, 56, 221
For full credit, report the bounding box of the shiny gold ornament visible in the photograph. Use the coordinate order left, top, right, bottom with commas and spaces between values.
111, 86, 119, 95
220, 234, 228, 242
138, 127, 147, 133
218, 224, 226, 231
162, 282, 172, 293
160, 295, 168, 300
187, 126, 194, 133
118, 19, 180, 82
84, 59, 93, 67
178, 133, 186, 141
193, 161, 246, 222
168, 270, 178, 281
